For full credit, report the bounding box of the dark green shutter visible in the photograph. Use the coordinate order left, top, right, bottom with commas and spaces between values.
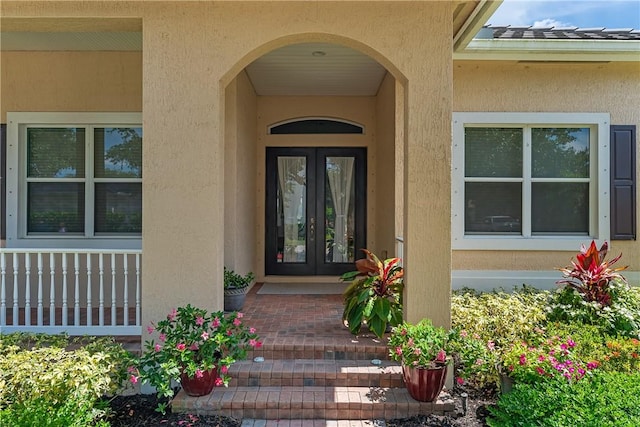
610, 125, 636, 240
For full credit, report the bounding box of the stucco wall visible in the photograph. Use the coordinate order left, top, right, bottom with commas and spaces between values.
0, 51, 142, 121
235, 71, 258, 276
453, 60, 640, 272
375, 72, 397, 257
224, 71, 257, 277
3, 0, 454, 328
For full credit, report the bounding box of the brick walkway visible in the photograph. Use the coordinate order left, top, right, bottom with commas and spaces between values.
172, 284, 456, 425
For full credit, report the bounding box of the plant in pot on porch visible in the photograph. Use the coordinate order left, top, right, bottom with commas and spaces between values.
131, 304, 261, 413
388, 319, 450, 402
224, 267, 255, 311
341, 249, 404, 339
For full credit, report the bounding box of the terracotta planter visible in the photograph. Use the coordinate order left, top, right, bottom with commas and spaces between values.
180, 367, 219, 397
402, 364, 447, 402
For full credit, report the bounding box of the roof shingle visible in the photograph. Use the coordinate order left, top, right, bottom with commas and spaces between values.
483, 25, 640, 41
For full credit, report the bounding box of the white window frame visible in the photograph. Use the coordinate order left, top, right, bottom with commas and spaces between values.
452, 112, 610, 251
6, 112, 142, 250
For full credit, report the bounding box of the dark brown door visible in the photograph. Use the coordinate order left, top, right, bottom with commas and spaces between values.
265, 147, 366, 275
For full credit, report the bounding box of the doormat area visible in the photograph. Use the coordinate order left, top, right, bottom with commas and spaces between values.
257, 282, 347, 295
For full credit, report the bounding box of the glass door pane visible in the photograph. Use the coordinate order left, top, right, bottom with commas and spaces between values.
276, 156, 307, 263
325, 156, 355, 263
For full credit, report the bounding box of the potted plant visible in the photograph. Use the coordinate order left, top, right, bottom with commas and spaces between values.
130, 304, 261, 413
388, 319, 450, 402
224, 267, 255, 311
341, 249, 404, 338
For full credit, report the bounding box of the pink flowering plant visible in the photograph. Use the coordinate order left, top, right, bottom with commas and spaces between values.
131, 304, 261, 408
501, 334, 600, 384
388, 319, 450, 368
447, 328, 499, 388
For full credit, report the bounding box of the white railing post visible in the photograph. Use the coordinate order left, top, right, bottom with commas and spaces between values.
24, 254, 31, 326
86, 254, 92, 326
136, 253, 141, 327
12, 253, 19, 325
111, 253, 116, 326
123, 256, 129, 326
1, 253, 6, 327
62, 253, 68, 326
74, 253, 80, 326
49, 253, 56, 326
99, 253, 104, 326
37, 253, 43, 326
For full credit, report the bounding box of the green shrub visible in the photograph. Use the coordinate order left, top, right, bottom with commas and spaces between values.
0, 334, 133, 426
548, 282, 640, 338
488, 371, 640, 427
600, 336, 640, 373
451, 287, 549, 388
549, 241, 640, 338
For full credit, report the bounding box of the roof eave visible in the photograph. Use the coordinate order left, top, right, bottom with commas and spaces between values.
453, 0, 503, 51
454, 39, 640, 62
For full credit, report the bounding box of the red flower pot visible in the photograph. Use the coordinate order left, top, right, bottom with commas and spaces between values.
402, 364, 447, 402
180, 368, 218, 397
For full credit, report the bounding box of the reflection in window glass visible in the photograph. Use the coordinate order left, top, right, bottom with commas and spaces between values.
95, 183, 142, 233
465, 182, 522, 234
27, 128, 85, 178
94, 128, 143, 178
325, 157, 355, 263
532, 183, 589, 234
27, 183, 85, 233
276, 157, 307, 263
532, 128, 589, 178
465, 128, 522, 178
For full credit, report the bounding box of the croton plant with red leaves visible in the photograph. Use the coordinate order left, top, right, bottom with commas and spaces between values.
557, 240, 628, 307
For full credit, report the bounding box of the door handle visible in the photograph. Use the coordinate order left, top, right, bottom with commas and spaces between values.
309, 217, 315, 241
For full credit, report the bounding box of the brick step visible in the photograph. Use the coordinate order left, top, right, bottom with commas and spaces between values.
229, 359, 403, 388
248, 338, 390, 361
240, 419, 386, 426
171, 385, 455, 420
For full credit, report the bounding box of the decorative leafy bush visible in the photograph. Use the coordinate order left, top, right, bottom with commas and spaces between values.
132, 304, 261, 410
488, 372, 640, 427
224, 267, 255, 290
451, 287, 548, 388
388, 319, 449, 368
600, 337, 640, 373
447, 328, 498, 389
549, 241, 640, 338
556, 240, 627, 307
501, 334, 600, 384
341, 249, 404, 338
548, 282, 640, 338
0, 334, 132, 426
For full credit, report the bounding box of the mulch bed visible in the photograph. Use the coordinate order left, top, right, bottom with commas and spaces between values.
104, 387, 496, 427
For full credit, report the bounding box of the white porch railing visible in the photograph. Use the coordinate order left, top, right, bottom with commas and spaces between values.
0, 249, 141, 336
396, 236, 404, 265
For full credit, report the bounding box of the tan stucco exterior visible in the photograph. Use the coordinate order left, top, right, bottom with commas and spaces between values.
1, 1, 455, 328
0, 51, 142, 119
2, 1, 639, 332
452, 60, 640, 271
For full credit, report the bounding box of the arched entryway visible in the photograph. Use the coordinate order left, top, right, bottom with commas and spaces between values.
222, 39, 404, 280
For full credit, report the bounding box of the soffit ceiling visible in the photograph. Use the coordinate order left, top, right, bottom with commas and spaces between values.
0, 2, 487, 96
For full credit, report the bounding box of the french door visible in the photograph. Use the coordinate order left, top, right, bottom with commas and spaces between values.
265, 147, 366, 275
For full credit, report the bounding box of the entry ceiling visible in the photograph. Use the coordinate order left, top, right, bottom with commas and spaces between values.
245, 43, 387, 96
